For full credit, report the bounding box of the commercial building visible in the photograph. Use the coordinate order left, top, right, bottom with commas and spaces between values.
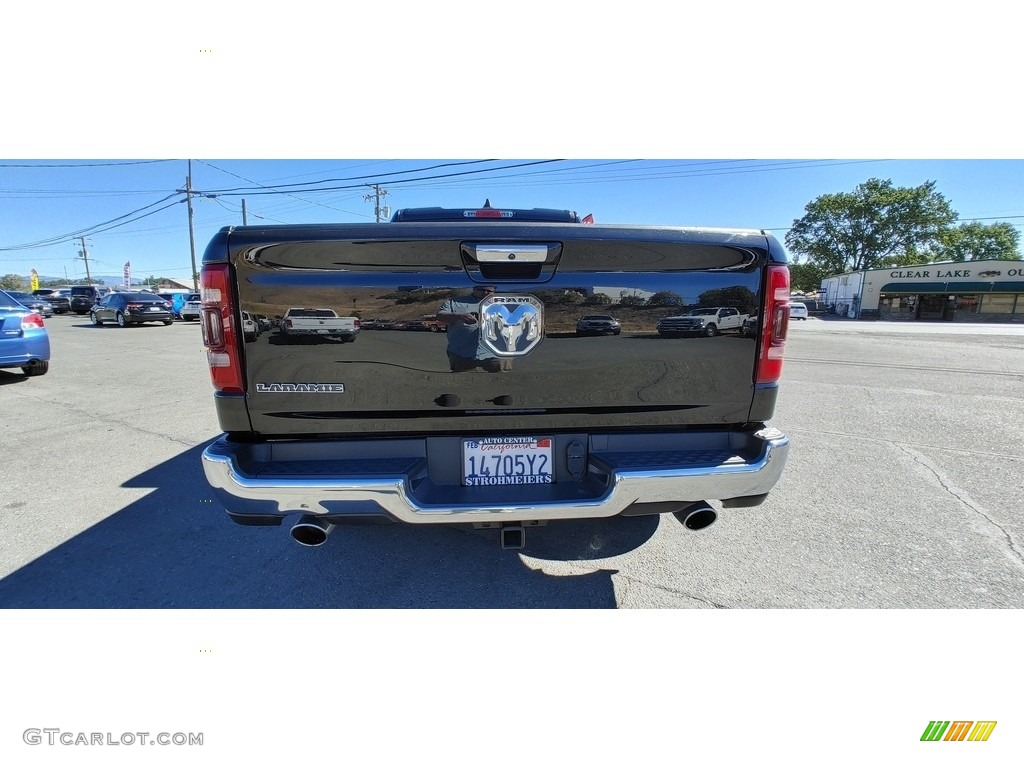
820, 259, 1024, 322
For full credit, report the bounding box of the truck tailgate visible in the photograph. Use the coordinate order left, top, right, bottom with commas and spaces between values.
217, 223, 771, 436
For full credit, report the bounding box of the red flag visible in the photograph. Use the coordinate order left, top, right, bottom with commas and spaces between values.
581, 213, 595, 224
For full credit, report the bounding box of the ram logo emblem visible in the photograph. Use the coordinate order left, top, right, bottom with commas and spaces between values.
479, 295, 544, 357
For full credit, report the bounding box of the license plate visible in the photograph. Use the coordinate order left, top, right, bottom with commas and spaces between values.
148, 307, 160, 312
462, 437, 553, 486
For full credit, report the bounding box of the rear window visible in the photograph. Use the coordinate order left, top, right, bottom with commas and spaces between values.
125, 293, 164, 301
0, 290, 27, 307
185, 294, 200, 302
289, 309, 336, 318
582, 315, 613, 321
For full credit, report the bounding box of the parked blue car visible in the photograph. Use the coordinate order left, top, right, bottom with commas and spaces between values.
158, 292, 188, 320
0, 289, 50, 376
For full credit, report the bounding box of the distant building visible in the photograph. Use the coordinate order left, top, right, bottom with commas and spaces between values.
820, 259, 1024, 322
589, 286, 657, 302
153, 278, 192, 291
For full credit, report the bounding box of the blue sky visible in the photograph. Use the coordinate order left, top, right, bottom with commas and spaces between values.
2, 158, 1022, 285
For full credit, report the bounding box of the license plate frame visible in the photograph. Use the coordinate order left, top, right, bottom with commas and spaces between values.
462, 436, 553, 486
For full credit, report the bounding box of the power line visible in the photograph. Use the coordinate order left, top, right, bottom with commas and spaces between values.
0, 160, 177, 168
194, 160, 370, 218
195, 159, 568, 196
400, 159, 889, 192
0, 194, 182, 251
194, 159, 505, 194
0, 189, 178, 198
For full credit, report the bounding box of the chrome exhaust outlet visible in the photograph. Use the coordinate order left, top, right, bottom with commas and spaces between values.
500, 524, 525, 550
290, 515, 335, 547
674, 502, 717, 531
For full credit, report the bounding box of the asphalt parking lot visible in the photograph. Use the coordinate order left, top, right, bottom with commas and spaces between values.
1, 313, 1022, 608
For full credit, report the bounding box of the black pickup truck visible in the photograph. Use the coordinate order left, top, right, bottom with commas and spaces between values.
199, 203, 791, 549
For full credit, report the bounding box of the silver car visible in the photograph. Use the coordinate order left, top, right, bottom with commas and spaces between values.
575, 314, 622, 336
180, 293, 202, 321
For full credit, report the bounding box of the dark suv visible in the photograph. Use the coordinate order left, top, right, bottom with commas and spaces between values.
69, 285, 103, 314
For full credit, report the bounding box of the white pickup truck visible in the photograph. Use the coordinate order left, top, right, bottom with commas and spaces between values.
279, 308, 360, 342
657, 306, 749, 337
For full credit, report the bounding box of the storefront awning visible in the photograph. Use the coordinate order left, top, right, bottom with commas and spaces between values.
880, 281, 1024, 294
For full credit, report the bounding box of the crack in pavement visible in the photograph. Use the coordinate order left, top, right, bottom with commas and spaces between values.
1, 388, 202, 448
896, 443, 1024, 570
613, 572, 731, 608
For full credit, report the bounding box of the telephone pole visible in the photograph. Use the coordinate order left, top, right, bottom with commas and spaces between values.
363, 184, 389, 222
77, 237, 93, 285
176, 160, 200, 291
242, 199, 249, 226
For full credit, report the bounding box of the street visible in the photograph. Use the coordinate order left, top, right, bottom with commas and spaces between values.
0, 315, 1022, 608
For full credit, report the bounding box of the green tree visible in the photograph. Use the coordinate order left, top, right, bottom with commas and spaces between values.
617, 294, 647, 307
785, 178, 957, 274
1, 274, 26, 290
584, 293, 612, 305
696, 287, 757, 314
648, 290, 683, 307
932, 221, 1021, 262
536, 289, 585, 305
788, 262, 828, 293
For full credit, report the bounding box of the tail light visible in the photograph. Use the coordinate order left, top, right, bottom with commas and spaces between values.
755, 264, 790, 384
21, 313, 45, 329
353, 319, 361, 330
200, 264, 245, 394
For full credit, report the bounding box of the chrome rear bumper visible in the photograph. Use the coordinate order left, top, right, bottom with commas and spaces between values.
202, 428, 789, 525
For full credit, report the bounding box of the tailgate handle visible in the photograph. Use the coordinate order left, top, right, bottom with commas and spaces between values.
461, 241, 563, 282
471, 244, 551, 263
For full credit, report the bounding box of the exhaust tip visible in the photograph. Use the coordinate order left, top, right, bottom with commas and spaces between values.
673, 502, 717, 531
290, 515, 334, 547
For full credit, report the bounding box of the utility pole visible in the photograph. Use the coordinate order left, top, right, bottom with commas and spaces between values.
77, 237, 93, 285
242, 199, 248, 226
363, 184, 389, 222
177, 160, 199, 291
